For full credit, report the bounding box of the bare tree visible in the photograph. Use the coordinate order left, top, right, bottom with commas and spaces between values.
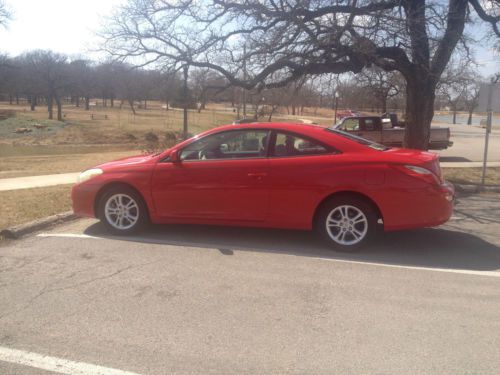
438, 63, 482, 124
101, 0, 500, 149
21, 50, 69, 121
356, 68, 402, 113
68, 59, 96, 110
463, 80, 482, 125
0, 0, 11, 28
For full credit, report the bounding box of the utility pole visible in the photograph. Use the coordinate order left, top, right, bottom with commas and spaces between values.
481, 82, 494, 185
183, 65, 189, 139
334, 92, 339, 123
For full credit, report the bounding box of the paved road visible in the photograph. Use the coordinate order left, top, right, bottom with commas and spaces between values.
437, 123, 500, 162
1, 194, 500, 374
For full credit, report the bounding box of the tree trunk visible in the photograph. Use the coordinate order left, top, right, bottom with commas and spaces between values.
16, 94, 19, 105
75, 96, 80, 107
85, 96, 90, 110
30, 96, 37, 111
404, 78, 435, 150
452, 107, 457, 124
292, 105, 296, 116
55, 96, 63, 121
467, 109, 473, 125
128, 99, 136, 115
47, 95, 53, 120
144, 99, 147, 109
268, 105, 278, 122
103, 97, 107, 107
110, 96, 114, 108
9, 95, 12, 105
381, 94, 388, 114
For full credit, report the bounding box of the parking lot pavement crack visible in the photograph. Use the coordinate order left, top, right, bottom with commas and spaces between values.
0, 255, 52, 273
0, 260, 158, 321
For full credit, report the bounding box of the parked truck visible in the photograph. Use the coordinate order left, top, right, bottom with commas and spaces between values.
331, 116, 453, 150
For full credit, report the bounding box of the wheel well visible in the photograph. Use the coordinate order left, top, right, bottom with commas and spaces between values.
94, 182, 150, 220
313, 191, 383, 226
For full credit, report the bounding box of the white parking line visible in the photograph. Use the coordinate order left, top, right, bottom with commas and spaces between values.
37, 233, 500, 279
0, 346, 141, 375
37, 233, 102, 239
313, 257, 500, 278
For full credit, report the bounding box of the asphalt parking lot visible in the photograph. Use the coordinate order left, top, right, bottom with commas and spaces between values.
1, 194, 500, 374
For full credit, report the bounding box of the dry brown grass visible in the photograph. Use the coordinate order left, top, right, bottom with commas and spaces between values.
0, 100, 343, 148
0, 101, 239, 147
0, 150, 142, 178
0, 184, 72, 230
443, 167, 500, 186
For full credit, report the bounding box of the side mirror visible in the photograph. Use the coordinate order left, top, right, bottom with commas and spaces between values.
170, 149, 180, 163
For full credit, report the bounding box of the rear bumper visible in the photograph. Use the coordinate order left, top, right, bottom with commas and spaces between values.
383, 181, 455, 231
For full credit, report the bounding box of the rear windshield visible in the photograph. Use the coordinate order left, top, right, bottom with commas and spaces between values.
325, 128, 390, 151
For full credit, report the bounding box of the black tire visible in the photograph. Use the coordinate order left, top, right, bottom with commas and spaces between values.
315, 196, 378, 251
98, 186, 149, 235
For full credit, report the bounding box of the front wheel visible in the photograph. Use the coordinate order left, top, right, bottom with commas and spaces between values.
316, 197, 378, 251
98, 187, 148, 234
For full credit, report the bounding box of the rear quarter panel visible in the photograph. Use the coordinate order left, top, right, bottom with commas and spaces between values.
266, 154, 387, 229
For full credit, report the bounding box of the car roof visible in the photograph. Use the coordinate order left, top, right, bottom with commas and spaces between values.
213, 122, 329, 134
171, 122, 371, 154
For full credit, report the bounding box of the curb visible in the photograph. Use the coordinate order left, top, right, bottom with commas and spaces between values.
0, 211, 78, 239
454, 184, 500, 194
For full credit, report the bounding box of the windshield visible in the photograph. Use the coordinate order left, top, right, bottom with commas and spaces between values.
325, 128, 390, 151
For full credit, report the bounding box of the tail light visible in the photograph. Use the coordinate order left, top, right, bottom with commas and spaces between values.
395, 164, 441, 185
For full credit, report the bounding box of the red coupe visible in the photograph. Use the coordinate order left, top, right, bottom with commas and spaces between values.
72, 123, 454, 250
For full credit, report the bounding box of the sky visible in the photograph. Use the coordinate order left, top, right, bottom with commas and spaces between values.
0, 0, 498, 76
0, 0, 124, 59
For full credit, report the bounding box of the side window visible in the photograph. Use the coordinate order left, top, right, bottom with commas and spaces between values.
364, 118, 375, 131
272, 132, 330, 157
180, 130, 269, 161
343, 118, 360, 131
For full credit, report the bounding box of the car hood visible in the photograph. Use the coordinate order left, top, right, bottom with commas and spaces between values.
95, 153, 158, 171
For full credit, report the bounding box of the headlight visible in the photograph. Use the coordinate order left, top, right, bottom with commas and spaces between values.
77, 168, 103, 183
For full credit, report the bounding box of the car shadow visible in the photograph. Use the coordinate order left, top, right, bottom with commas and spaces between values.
83, 222, 500, 272
439, 156, 472, 162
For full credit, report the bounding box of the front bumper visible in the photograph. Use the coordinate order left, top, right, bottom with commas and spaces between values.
71, 182, 100, 218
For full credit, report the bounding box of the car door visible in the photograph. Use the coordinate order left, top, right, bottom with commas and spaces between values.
151, 129, 270, 222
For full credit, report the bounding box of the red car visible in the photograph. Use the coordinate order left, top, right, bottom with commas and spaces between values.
72, 123, 454, 250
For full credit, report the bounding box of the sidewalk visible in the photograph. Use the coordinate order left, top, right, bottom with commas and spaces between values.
441, 161, 500, 168
0, 173, 79, 191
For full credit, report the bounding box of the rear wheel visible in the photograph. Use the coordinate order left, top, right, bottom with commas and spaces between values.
316, 197, 378, 251
98, 186, 148, 234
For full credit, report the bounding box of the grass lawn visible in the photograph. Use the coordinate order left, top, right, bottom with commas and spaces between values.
0, 184, 72, 230
443, 167, 500, 186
